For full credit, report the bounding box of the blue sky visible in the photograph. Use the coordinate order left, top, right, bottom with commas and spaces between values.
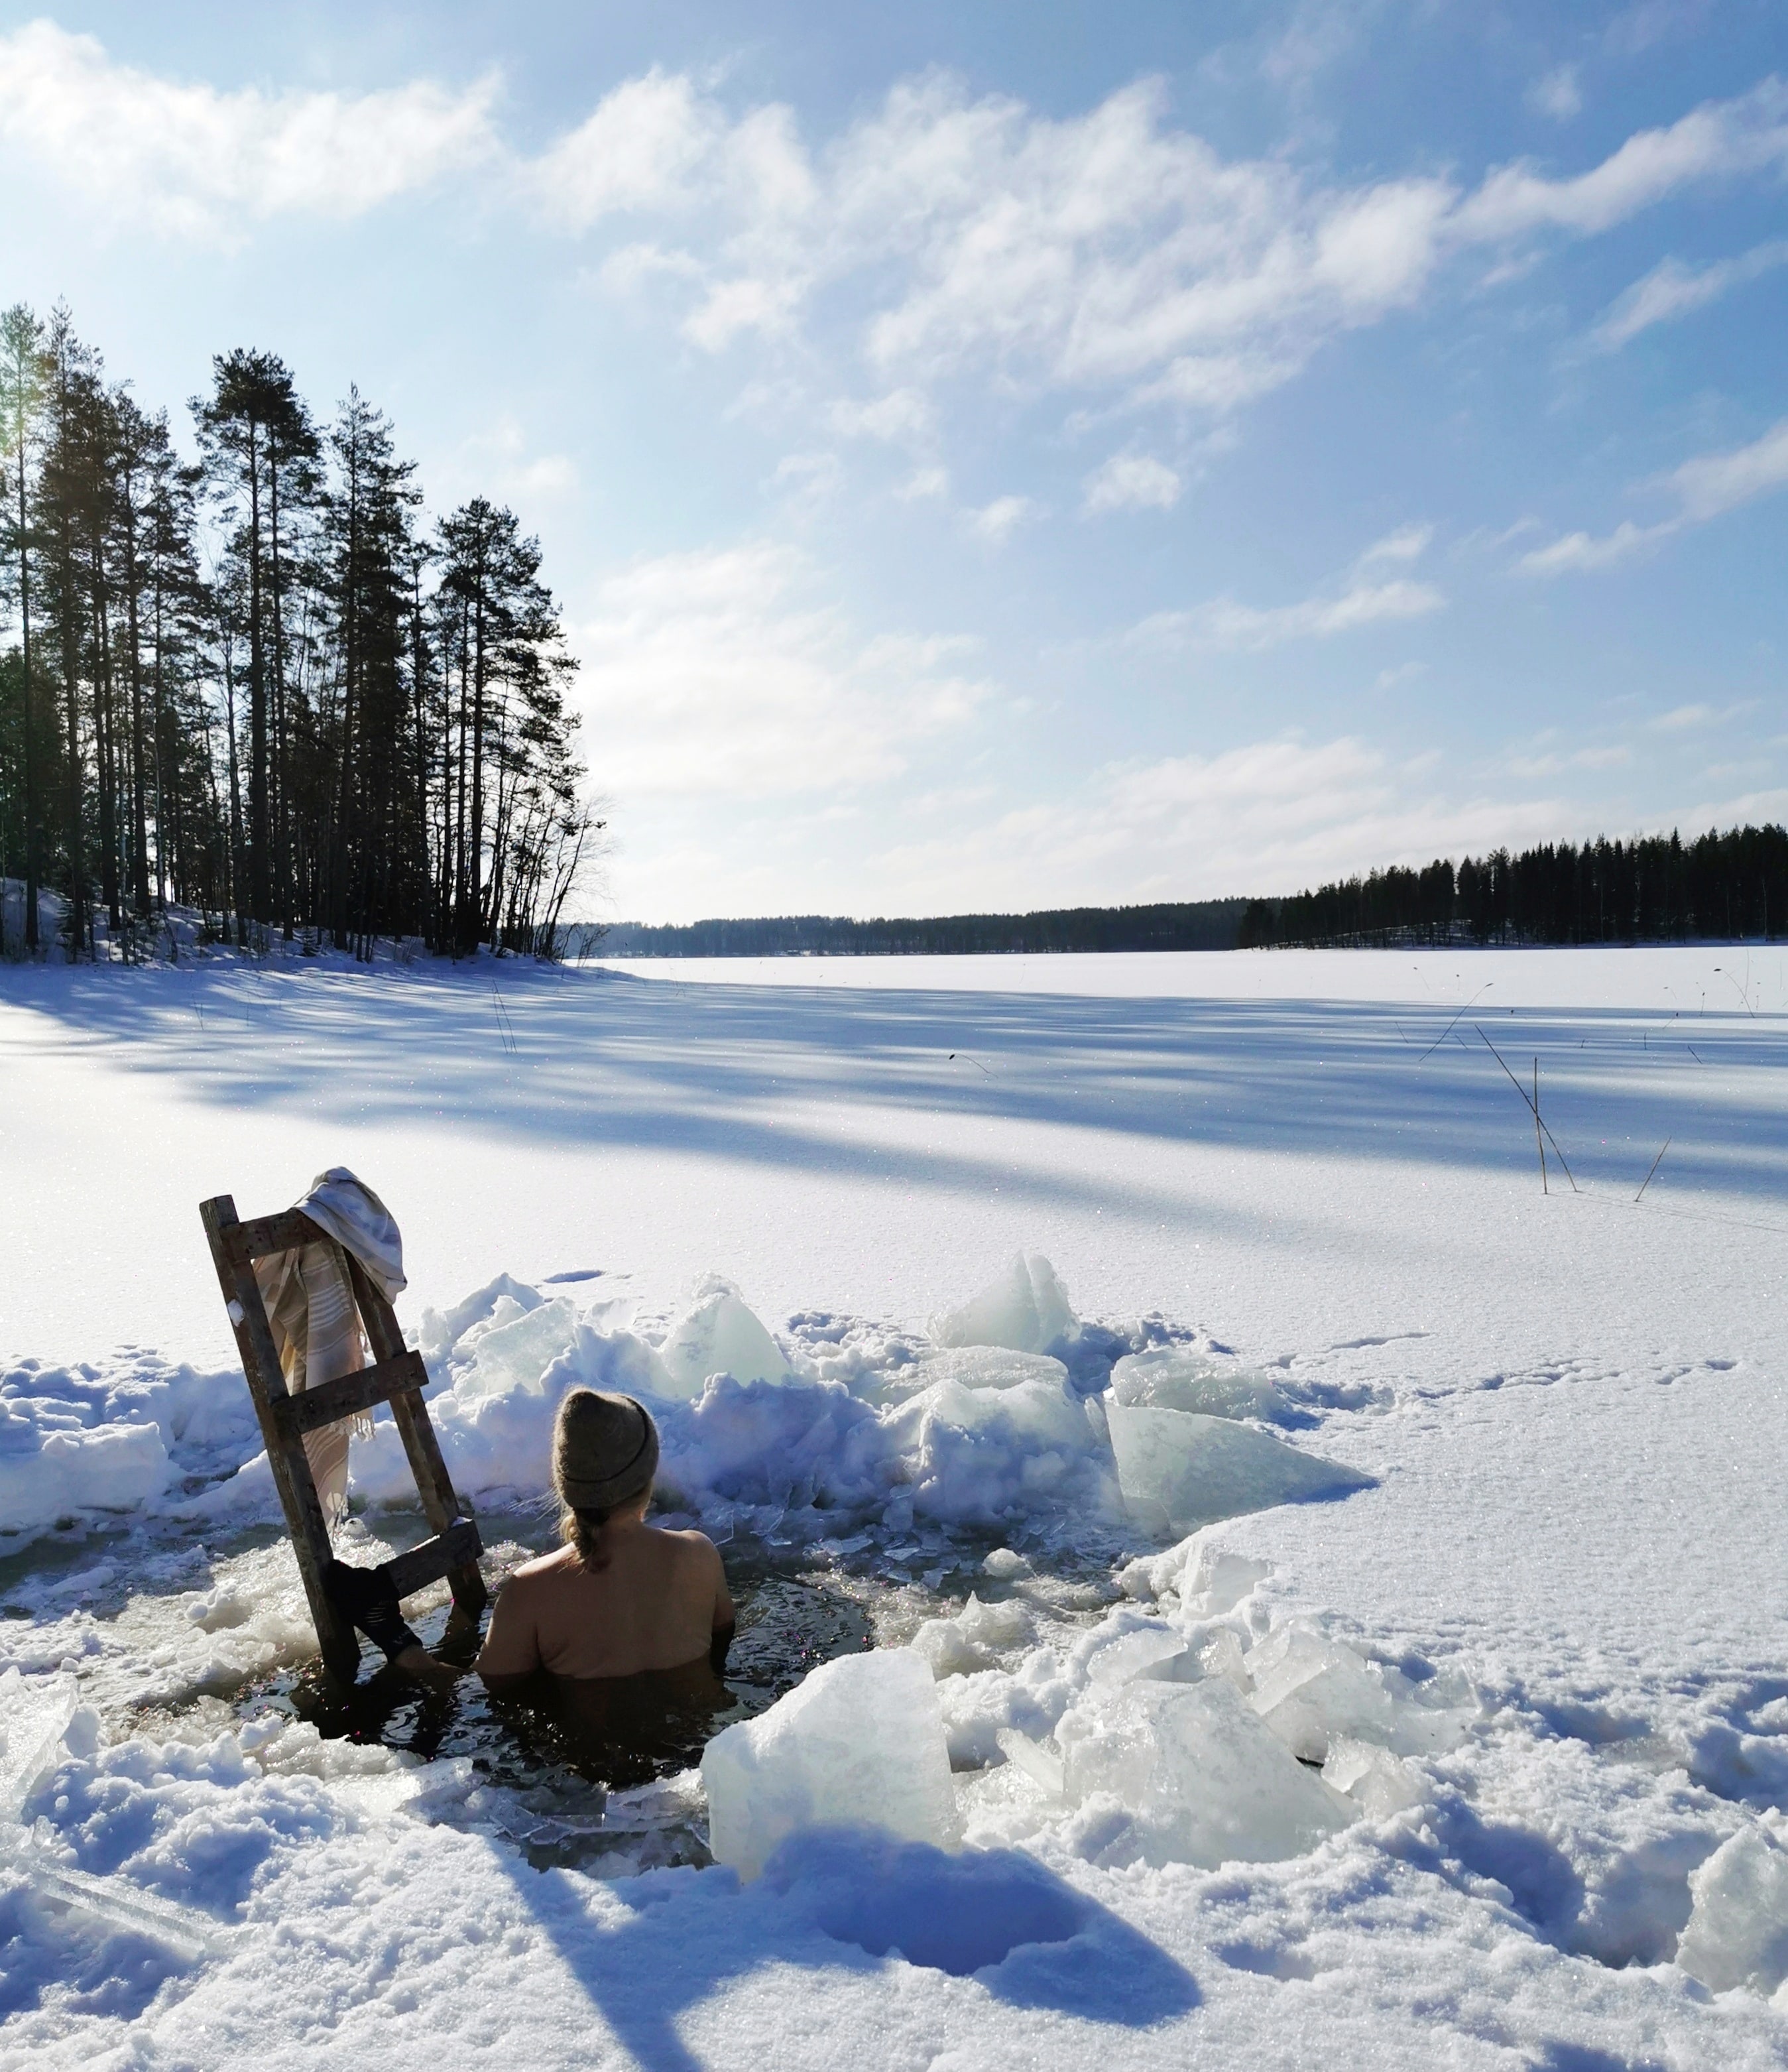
1, 2, 1784, 920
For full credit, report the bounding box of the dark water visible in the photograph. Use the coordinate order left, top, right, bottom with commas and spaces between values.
239, 1566, 874, 1801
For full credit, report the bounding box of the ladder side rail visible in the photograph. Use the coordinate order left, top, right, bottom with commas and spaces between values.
198, 1195, 361, 1683
339, 1249, 489, 1622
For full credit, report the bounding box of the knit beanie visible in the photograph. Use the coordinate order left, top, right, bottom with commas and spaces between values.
552, 1389, 659, 1514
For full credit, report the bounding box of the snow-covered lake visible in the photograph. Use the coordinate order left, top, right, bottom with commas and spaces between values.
3, 944, 1786, 2067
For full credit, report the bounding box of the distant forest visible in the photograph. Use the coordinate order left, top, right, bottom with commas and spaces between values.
597, 900, 1249, 957
1240, 824, 1788, 948
0, 303, 597, 961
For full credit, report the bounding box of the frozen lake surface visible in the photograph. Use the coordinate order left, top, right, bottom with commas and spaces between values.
3, 944, 1787, 2067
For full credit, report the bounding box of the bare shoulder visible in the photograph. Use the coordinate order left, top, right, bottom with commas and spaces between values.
508, 1546, 579, 1586
661, 1527, 725, 1569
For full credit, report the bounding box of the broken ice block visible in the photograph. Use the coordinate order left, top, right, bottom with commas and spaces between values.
910, 1593, 1037, 1679
909, 1347, 1070, 1393
1059, 1677, 1353, 1869
1676, 1825, 1788, 1994
1245, 1621, 1472, 1763
453, 1296, 581, 1400
929, 1255, 1077, 1356
1110, 1347, 1289, 1424
659, 1276, 794, 1400
1106, 1400, 1372, 1536
1321, 1737, 1427, 1818
0, 1668, 78, 1819
701, 1648, 961, 1880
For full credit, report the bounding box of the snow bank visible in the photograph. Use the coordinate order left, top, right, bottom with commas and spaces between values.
703, 1648, 960, 1879
1, 1353, 257, 1545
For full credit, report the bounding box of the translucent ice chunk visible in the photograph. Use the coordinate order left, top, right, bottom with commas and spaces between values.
1322, 1737, 1427, 1819
0, 1668, 78, 1818
420, 1272, 545, 1363
1059, 1677, 1353, 1870
1110, 1347, 1289, 1425
453, 1296, 581, 1401
1677, 1826, 1788, 1993
658, 1276, 794, 1400
1246, 1621, 1472, 1763
1107, 1401, 1372, 1536
930, 1254, 1077, 1356
911, 1593, 1037, 1679
908, 1348, 1070, 1393
701, 1648, 961, 1880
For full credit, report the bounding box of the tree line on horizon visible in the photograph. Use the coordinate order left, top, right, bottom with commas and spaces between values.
1239, 824, 1788, 948
0, 303, 597, 961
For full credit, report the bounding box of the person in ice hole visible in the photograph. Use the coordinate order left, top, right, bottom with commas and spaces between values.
326, 1389, 735, 1699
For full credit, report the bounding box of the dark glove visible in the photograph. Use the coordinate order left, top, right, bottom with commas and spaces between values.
324, 1558, 422, 1663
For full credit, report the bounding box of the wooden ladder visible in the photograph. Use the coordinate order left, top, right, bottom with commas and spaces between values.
199, 1193, 487, 1683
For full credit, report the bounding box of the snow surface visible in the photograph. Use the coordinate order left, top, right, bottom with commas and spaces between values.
3, 944, 1788, 2067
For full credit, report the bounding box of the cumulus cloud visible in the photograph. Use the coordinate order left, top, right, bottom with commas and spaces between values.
569, 544, 987, 799
1084, 453, 1182, 515
11, 23, 1788, 439
0, 20, 497, 237
1592, 239, 1788, 349
1519, 418, 1788, 574
827, 389, 935, 442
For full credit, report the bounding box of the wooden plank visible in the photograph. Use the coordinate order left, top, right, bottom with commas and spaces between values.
278, 1349, 430, 1435
341, 1250, 489, 1622
198, 1196, 362, 1685
234, 1207, 328, 1260
380, 1518, 484, 1602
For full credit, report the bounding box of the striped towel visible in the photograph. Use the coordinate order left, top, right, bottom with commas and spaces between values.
253, 1169, 407, 1532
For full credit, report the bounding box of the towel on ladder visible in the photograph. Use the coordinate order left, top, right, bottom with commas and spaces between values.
253, 1168, 407, 1531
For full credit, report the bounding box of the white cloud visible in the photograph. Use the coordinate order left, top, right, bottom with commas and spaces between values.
1134, 530, 1444, 650
0, 21, 497, 237
1457, 77, 1788, 241
827, 389, 935, 442
1084, 453, 1182, 515
1358, 522, 1434, 565
1519, 418, 1788, 574
869, 731, 1575, 910
1592, 239, 1788, 349
1516, 520, 1667, 575
895, 465, 951, 501
1668, 418, 1788, 520
966, 495, 1038, 544
530, 69, 722, 227
569, 544, 987, 800
1527, 67, 1584, 121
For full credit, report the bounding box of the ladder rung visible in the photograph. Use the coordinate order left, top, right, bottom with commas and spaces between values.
381, 1519, 483, 1601
280, 1349, 430, 1435
234, 1207, 328, 1259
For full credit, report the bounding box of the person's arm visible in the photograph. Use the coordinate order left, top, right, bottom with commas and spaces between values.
707, 1541, 736, 1676
473, 1572, 543, 1695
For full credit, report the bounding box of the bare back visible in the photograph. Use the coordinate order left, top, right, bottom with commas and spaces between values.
477, 1523, 732, 1683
